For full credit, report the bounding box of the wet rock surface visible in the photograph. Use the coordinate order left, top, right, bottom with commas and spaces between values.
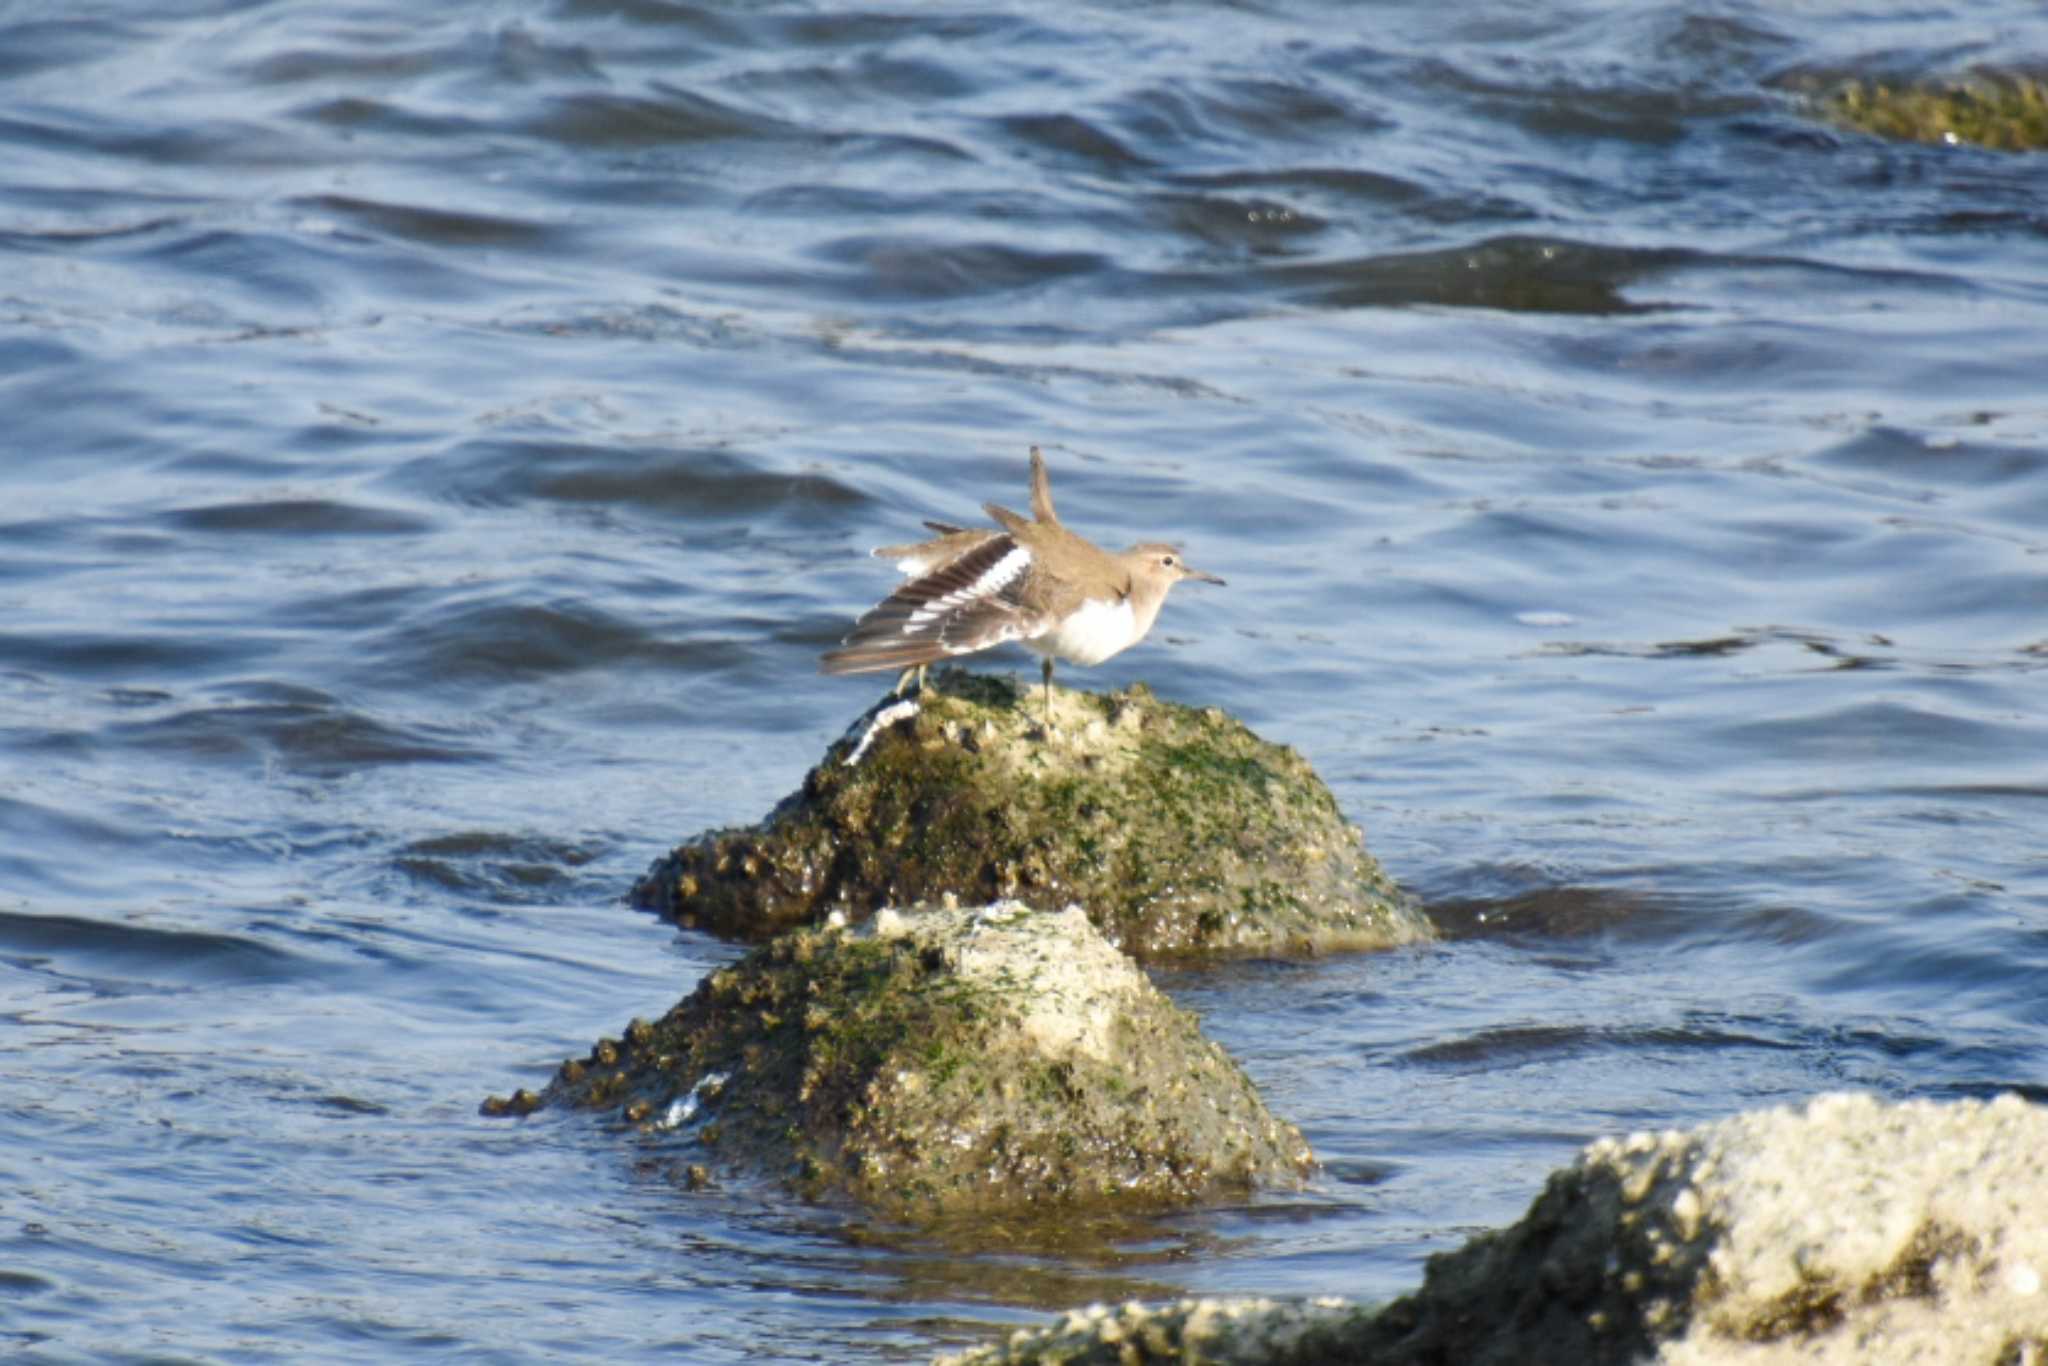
942, 1091, 2048, 1364
1811, 72, 2048, 151
934, 1296, 1371, 1366
632, 670, 1427, 959
490, 902, 1314, 1217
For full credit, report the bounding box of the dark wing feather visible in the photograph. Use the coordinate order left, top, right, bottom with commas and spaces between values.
820, 534, 1040, 675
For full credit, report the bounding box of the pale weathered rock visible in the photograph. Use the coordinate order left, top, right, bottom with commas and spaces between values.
933, 1296, 1371, 1366
938, 1092, 2048, 1364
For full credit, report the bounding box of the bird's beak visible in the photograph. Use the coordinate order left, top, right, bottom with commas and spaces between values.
1185, 567, 1226, 586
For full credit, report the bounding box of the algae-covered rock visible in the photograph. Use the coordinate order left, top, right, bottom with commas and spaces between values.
1816, 74, 2048, 152
942, 1091, 2048, 1365
632, 670, 1426, 959
491, 901, 1313, 1216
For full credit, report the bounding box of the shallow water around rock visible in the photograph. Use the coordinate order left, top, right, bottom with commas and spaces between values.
3, 1, 2046, 1361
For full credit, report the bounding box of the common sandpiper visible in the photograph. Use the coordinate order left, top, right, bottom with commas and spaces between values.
821, 447, 1224, 720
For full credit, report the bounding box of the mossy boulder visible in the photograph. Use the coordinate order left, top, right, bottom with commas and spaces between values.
631, 670, 1427, 959
1815, 73, 2048, 151
486, 902, 1314, 1216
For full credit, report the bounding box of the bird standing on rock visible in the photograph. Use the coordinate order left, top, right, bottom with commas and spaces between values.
821, 447, 1224, 722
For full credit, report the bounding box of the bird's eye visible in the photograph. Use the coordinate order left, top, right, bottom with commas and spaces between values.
1161, 554, 1177, 567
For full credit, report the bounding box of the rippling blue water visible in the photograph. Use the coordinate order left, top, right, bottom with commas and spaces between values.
4, 0, 2046, 1360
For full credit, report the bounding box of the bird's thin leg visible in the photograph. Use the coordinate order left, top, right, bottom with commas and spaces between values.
893, 664, 928, 698
1041, 657, 1053, 728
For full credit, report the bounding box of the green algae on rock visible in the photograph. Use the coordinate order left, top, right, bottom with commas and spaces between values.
631, 670, 1427, 959
1816, 74, 2048, 152
495, 902, 1314, 1216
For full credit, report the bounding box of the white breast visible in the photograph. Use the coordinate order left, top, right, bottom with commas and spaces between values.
1026, 596, 1138, 667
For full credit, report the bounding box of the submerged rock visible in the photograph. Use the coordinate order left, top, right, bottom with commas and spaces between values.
495, 901, 1313, 1216
632, 670, 1427, 959
1815, 73, 2048, 152
942, 1091, 2048, 1364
